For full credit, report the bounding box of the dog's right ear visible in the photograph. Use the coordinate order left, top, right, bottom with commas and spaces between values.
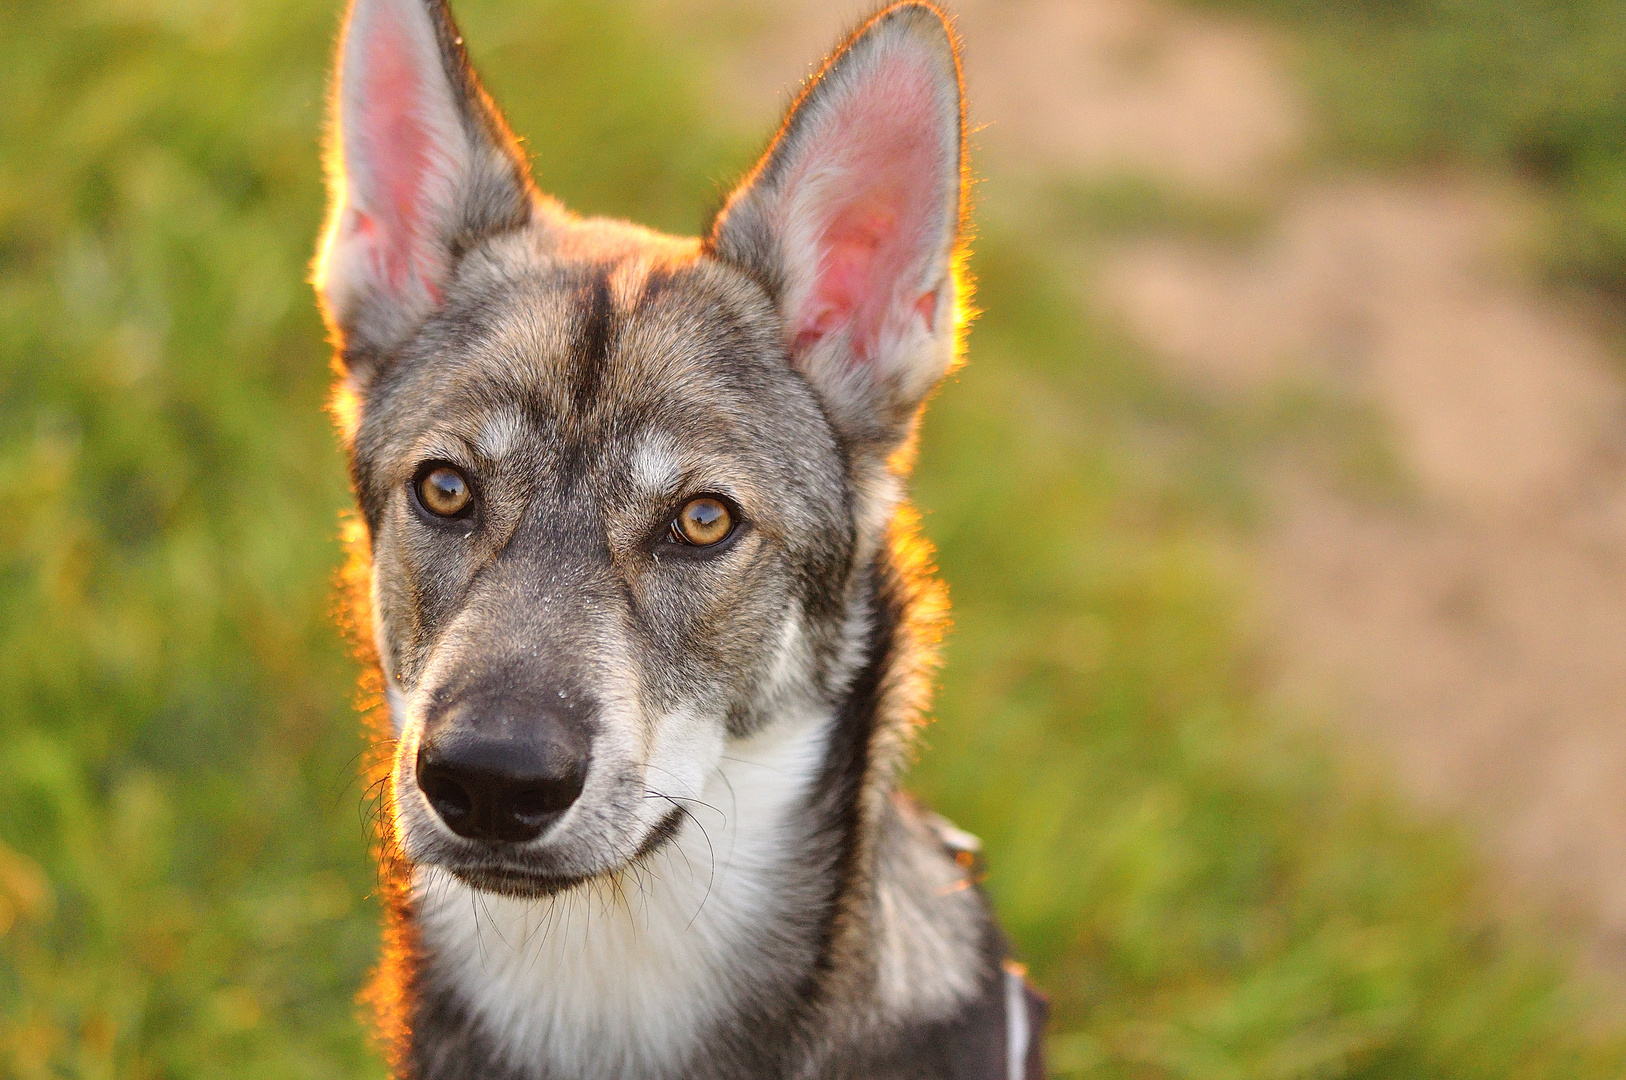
708, 3, 965, 458
314, 0, 535, 377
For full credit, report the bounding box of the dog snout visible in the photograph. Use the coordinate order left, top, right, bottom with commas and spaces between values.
415, 699, 591, 844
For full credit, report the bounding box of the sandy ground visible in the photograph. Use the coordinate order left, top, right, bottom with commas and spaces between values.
653, 0, 1626, 966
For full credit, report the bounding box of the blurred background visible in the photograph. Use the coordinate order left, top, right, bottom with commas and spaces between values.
8, 0, 1626, 1076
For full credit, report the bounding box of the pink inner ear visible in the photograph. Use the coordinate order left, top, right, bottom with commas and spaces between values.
791, 58, 950, 361
352, 11, 439, 297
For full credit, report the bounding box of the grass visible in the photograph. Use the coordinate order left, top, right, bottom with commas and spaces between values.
1, 0, 1623, 1077
1047, 175, 1273, 246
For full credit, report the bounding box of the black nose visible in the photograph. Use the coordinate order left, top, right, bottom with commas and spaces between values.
416, 730, 587, 844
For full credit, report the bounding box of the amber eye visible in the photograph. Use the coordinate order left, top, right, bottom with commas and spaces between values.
672, 497, 733, 546
417, 465, 472, 518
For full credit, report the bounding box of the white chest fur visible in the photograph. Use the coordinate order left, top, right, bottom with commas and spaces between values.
414, 707, 832, 1077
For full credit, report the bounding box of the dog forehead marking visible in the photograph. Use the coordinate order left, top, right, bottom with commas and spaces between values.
475, 406, 526, 461
628, 429, 684, 499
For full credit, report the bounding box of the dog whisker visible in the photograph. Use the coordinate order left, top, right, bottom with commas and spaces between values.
643, 789, 717, 930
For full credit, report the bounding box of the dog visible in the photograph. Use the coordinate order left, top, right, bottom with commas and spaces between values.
312, 1, 1046, 1076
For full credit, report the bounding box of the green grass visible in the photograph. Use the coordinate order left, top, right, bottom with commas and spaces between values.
2, 1, 1623, 1077
1047, 175, 1273, 246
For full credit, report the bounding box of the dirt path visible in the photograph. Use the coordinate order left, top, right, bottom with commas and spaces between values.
1126, 180, 1626, 960
655, 0, 1626, 965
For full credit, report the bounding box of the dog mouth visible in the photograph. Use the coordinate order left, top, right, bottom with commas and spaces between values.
428, 806, 687, 900
444, 864, 594, 900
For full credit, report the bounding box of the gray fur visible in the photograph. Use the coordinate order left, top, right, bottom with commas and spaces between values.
314, 2, 1035, 1077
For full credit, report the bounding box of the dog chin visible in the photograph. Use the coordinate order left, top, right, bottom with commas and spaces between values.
445, 864, 591, 899
431, 807, 688, 900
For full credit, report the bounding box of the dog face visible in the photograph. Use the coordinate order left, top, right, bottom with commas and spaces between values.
315, 0, 965, 898
347, 242, 859, 894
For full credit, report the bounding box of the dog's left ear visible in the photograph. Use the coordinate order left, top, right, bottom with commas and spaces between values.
708, 3, 966, 455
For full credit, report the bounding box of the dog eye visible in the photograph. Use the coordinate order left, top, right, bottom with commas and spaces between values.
417, 465, 472, 518
671, 497, 733, 546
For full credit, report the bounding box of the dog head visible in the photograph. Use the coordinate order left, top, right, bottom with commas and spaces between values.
315, 0, 966, 897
